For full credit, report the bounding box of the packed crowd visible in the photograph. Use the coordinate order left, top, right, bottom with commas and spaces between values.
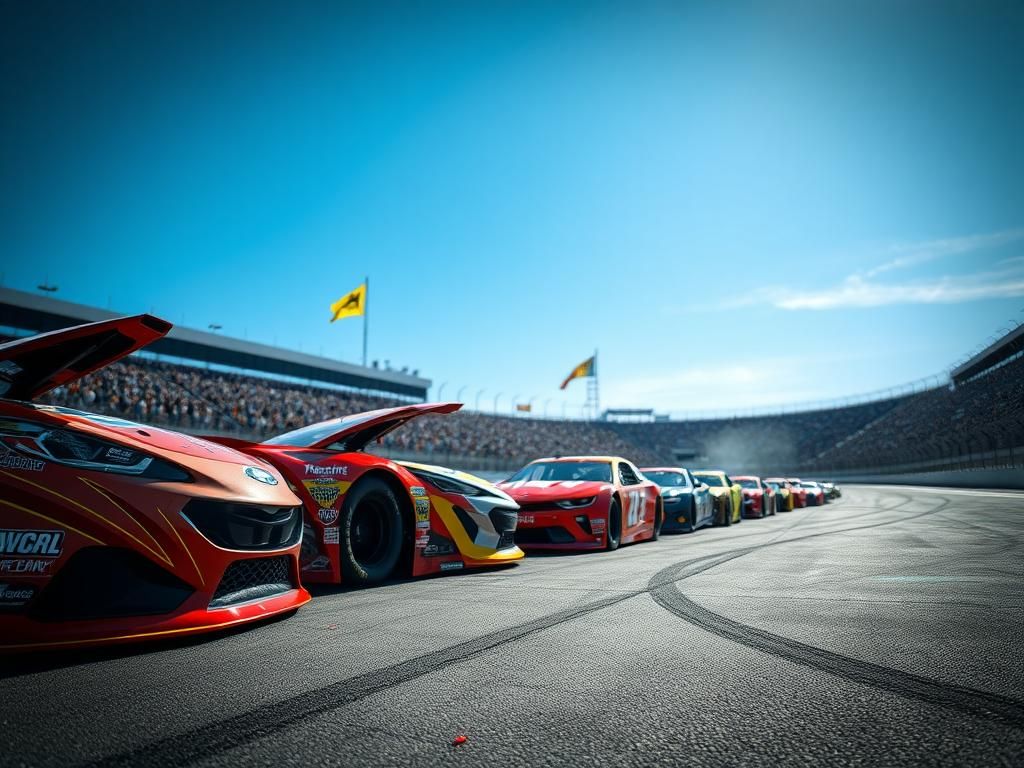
39, 350, 1023, 472
42, 358, 662, 464
815, 354, 1024, 470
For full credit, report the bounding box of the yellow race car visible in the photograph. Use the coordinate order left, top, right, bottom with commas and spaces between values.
765, 477, 796, 511
692, 470, 743, 526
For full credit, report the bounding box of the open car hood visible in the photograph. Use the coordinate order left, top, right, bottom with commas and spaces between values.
0, 315, 171, 401
262, 402, 462, 452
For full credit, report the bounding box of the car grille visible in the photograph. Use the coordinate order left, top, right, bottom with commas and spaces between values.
515, 526, 576, 545
488, 507, 518, 534
517, 502, 559, 513
182, 501, 303, 550
209, 556, 293, 608
496, 531, 517, 550
29, 547, 194, 622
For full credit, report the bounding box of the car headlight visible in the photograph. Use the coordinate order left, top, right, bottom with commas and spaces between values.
555, 496, 596, 509
408, 467, 498, 499
15, 427, 191, 481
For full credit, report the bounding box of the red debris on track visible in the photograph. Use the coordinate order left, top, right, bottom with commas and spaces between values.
453, 735, 468, 747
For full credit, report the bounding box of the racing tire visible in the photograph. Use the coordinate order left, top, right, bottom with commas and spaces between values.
687, 498, 698, 533
606, 498, 622, 551
651, 502, 663, 542
339, 477, 404, 586
721, 499, 732, 527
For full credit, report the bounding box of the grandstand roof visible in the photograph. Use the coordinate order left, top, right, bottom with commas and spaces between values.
950, 322, 1024, 385
0, 287, 430, 398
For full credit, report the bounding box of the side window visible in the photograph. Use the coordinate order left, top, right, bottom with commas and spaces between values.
618, 463, 640, 486
724, 474, 732, 486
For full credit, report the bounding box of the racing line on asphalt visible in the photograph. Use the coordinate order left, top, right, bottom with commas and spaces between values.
647, 492, 1024, 730
79, 491, 1024, 767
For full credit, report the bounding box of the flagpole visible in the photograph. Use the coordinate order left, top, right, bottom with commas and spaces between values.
362, 276, 369, 367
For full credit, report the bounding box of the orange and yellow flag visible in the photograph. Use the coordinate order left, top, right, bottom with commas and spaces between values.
560, 356, 595, 390
330, 283, 366, 322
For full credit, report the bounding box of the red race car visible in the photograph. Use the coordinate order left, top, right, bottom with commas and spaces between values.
0, 316, 310, 652
211, 404, 524, 586
767, 477, 806, 508
497, 456, 663, 551
733, 475, 778, 519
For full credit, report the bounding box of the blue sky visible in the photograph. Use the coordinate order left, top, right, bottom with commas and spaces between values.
2, 1, 1022, 416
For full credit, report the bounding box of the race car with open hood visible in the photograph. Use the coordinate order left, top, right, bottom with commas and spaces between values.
497, 456, 663, 551
209, 403, 523, 586
0, 316, 311, 651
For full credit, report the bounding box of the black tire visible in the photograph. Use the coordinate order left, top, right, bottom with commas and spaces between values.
605, 497, 622, 551
687, 498, 698, 533
722, 498, 732, 527
650, 502, 663, 542
339, 477, 404, 585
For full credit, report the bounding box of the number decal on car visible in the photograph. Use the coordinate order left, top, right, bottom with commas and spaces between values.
626, 490, 645, 526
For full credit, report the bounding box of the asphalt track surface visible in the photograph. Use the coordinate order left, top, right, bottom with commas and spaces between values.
3, 485, 1024, 767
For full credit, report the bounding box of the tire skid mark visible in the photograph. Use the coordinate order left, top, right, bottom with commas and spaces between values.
649, 494, 1024, 730
81, 491, 950, 767
80, 593, 637, 768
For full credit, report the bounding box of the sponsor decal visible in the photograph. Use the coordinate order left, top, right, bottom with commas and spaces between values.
0, 360, 23, 375
317, 507, 340, 526
0, 448, 44, 472
304, 464, 348, 477
304, 479, 345, 508
244, 465, 278, 485
416, 520, 431, 530
0, 582, 35, 609
591, 519, 606, 532
423, 542, 455, 557
415, 498, 430, 523
439, 561, 464, 572
409, 486, 427, 497
0, 558, 53, 575
518, 514, 535, 525
322, 526, 339, 544
0, 530, 64, 557
303, 555, 332, 571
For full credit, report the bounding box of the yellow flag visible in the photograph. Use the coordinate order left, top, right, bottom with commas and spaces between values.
330, 283, 366, 322
560, 356, 595, 389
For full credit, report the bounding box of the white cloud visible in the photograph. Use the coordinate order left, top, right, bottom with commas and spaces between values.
863, 229, 1024, 278
667, 229, 1024, 314
777, 270, 1024, 310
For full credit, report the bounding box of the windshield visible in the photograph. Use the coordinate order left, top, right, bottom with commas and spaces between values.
766, 482, 782, 491
737, 479, 759, 489
508, 460, 612, 483
802, 482, 818, 489
693, 473, 724, 487
263, 410, 386, 447
643, 471, 690, 488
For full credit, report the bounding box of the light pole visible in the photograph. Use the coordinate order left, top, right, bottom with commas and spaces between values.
511, 394, 521, 416
544, 398, 552, 417
456, 385, 468, 403
437, 381, 448, 400
475, 389, 485, 410
493, 392, 503, 413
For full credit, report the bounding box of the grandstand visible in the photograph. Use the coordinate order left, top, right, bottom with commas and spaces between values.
4, 287, 1022, 477
0, 287, 428, 399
